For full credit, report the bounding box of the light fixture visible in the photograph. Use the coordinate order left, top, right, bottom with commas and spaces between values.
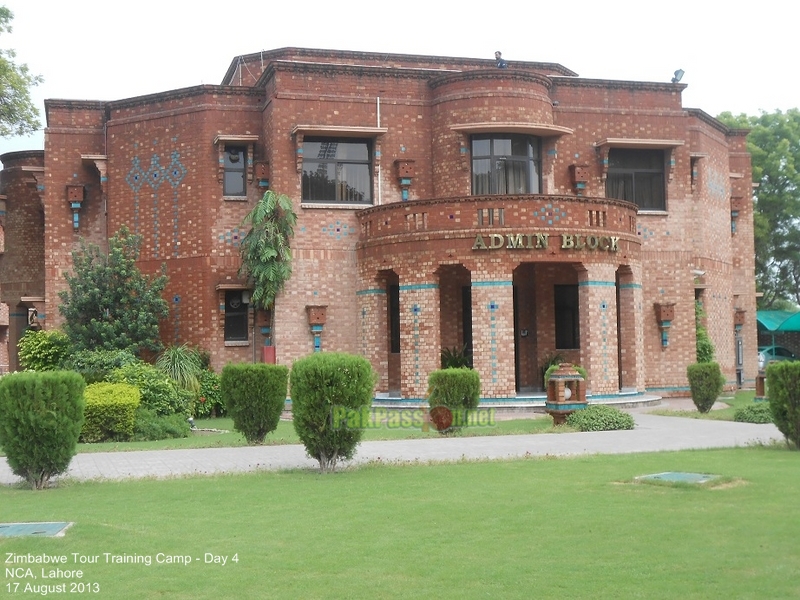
671, 69, 685, 83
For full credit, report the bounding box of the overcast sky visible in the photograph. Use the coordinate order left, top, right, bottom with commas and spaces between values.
1, 0, 797, 156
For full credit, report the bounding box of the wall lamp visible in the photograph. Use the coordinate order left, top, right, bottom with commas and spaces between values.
671, 69, 685, 83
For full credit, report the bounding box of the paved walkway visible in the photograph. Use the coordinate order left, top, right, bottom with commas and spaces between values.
0, 401, 784, 485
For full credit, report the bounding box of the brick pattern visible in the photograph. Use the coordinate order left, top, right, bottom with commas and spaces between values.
0, 48, 756, 400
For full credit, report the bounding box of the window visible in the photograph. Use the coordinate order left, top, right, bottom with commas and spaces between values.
472, 134, 541, 195
224, 290, 249, 342
554, 285, 579, 349
302, 138, 372, 204
224, 146, 246, 197
606, 149, 665, 210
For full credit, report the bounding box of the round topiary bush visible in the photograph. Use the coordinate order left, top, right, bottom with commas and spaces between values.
733, 403, 773, 424
427, 367, 481, 433
291, 352, 375, 472
0, 371, 85, 489
564, 404, 635, 432
765, 361, 800, 449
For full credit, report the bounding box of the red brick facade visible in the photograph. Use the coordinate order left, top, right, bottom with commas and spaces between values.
0, 48, 757, 399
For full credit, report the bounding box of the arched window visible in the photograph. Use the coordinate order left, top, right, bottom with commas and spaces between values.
472, 134, 541, 195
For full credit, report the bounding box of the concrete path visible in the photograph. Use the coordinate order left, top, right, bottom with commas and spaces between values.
0, 407, 784, 485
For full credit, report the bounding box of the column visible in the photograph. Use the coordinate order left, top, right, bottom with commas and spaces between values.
617, 264, 645, 392
471, 279, 516, 400
578, 263, 620, 396
399, 276, 441, 401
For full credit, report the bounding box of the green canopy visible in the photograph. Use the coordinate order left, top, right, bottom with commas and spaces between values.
757, 311, 800, 332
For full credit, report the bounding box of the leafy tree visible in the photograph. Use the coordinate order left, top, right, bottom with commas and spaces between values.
0, 7, 43, 137
17, 329, 71, 371
238, 190, 297, 336
718, 109, 800, 308
59, 226, 168, 354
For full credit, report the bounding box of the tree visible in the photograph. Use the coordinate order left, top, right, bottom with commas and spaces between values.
0, 7, 43, 137
238, 190, 297, 337
718, 109, 800, 308
59, 226, 168, 354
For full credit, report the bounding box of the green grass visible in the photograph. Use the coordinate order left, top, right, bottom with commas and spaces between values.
2, 447, 799, 599
651, 389, 757, 420
68, 414, 559, 453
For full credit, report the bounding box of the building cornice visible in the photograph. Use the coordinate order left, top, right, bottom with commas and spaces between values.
551, 76, 687, 94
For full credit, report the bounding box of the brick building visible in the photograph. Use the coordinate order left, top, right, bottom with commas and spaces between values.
0, 47, 757, 401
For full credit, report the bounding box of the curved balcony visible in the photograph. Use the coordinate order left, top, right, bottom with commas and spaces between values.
356, 194, 640, 266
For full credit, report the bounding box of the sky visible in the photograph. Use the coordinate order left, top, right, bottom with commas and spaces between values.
1, 0, 798, 156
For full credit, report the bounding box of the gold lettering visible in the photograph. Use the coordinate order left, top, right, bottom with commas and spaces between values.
525, 234, 535, 249
599, 236, 610, 250
575, 235, 585, 249
506, 234, 525, 249
561, 234, 574, 249
472, 235, 487, 250
535, 233, 549, 249
587, 235, 599, 250
489, 234, 505, 249
610, 237, 619, 251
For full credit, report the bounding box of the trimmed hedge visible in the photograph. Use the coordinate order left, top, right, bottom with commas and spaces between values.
291, 352, 376, 472
221, 363, 288, 445
109, 362, 192, 416
133, 407, 191, 441
565, 404, 634, 431
733, 402, 773, 424
81, 382, 141, 443
686, 362, 725, 413
0, 371, 85, 489
766, 361, 800, 449
427, 368, 481, 433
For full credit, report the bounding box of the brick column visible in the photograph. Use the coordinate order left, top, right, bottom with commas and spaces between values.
578, 263, 620, 396
399, 277, 441, 401
357, 277, 389, 394
617, 264, 645, 392
471, 279, 516, 399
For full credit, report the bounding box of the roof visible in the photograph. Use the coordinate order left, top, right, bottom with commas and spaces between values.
757, 310, 800, 332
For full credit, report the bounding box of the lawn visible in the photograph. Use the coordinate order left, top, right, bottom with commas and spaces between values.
67, 413, 558, 454
2, 447, 799, 599
651, 389, 757, 421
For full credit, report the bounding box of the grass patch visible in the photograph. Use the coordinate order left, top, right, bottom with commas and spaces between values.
2, 447, 799, 598
50, 414, 560, 454
650, 389, 757, 421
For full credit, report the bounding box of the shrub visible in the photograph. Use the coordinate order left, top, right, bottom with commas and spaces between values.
64, 348, 139, 384
766, 361, 800, 449
17, 329, 72, 371
0, 371, 85, 489
133, 407, 191, 441
194, 370, 224, 418
221, 363, 288, 445
291, 352, 376, 472
565, 404, 635, 431
155, 344, 203, 393
109, 362, 192, 416
81, 383, 141, 443
686, 362, 725, 413
427, 368, 481, 433
440, 344, 472, 369
543, 363, 588, 386
734, 402, 773, 424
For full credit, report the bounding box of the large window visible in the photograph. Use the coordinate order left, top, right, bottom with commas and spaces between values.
472, 134, 541, 195
224, 290, 249, 342
302, 138, 372, 204
223, 146, 246, 197
554, 285, 579, 350
606, 149, 665, 210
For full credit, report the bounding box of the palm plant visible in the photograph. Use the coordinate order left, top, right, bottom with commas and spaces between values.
155, 344, 203, 393
238, 190, 297, 341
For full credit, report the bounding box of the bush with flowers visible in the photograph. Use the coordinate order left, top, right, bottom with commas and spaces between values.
193, 370, 225, 418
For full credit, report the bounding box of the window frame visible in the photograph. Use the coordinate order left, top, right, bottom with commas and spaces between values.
471, 134, 541, 196
605, 148, 666, 211
224, 290, 249, 343
223, 145, 247, 197
301, 137, 373, 205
